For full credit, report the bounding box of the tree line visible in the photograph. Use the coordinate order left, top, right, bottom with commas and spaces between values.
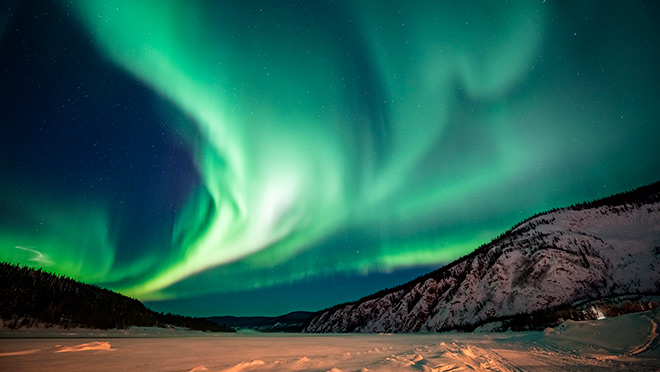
0, 262, 234, 332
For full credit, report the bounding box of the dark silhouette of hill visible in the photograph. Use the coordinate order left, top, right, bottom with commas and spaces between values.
0, 263, 234, 332
207, 311, 314, 332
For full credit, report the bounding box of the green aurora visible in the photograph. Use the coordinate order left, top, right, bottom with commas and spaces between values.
1, 0, 659, 315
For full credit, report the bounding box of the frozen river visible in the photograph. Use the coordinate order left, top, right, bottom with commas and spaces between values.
1, 309, 659, 371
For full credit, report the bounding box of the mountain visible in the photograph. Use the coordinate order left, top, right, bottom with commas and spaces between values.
0, 263, 234, 332
207, 311, 314, 332
304, 181, 660, 333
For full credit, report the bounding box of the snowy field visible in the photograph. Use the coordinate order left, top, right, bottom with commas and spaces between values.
1, 308, 659, 372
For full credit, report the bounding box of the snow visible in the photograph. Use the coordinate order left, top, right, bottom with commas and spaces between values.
1, 308, 659, 371
305, 201, 660, 333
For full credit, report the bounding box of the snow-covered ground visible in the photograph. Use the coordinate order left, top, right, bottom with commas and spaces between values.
1, 308, 659, 372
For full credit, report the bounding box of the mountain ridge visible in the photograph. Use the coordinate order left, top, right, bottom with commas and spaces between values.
206, 311, 314, 332
303, 181, 660, 333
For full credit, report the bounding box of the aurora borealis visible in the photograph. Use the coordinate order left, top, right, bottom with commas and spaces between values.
1, 1, 659, 316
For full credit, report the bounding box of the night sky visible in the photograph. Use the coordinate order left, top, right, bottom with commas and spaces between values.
1, 0, 659, 317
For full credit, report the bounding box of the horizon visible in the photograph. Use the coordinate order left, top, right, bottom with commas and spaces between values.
2, 0, 660, 317
5, 177, 657, 319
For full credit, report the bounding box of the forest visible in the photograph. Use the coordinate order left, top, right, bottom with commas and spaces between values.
0, 262, 234, 332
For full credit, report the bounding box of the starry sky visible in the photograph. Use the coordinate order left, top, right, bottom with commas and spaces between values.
1, 0, 659, 317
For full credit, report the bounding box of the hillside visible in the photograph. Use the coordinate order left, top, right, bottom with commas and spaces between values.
207, 311, 314, 332
0, 263, 234, 332
304, 181, 660, 333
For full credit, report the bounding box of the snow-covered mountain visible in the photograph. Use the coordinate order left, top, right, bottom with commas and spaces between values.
304, 182, 660, 333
